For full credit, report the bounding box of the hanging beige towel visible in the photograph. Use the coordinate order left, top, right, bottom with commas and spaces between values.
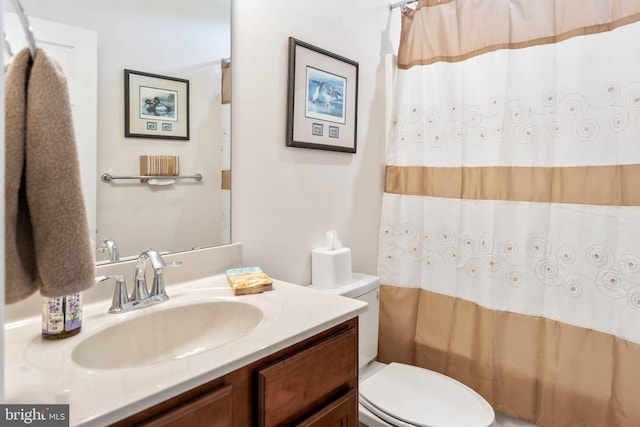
5, 48, 95, 304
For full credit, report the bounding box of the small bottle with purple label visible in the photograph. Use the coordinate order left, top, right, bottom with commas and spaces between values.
42, 292, 82, 340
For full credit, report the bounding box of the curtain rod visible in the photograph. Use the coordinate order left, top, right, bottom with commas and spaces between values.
389, 0, 418, 11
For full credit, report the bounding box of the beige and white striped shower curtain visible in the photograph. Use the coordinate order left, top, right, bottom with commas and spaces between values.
377, 1, 640, 425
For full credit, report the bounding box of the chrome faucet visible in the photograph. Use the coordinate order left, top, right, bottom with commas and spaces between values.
96, 237, 120, 262
96, 248, 181, 314
133, 248, 181, 303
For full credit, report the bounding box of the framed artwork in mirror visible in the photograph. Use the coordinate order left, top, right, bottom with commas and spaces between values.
124, 69, 190, 140
286, 37, 358, 153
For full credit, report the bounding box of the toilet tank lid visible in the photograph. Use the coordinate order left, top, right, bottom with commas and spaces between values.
308, 273, 380, 298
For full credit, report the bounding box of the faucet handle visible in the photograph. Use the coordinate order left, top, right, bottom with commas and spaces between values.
145, 249, 169, 269
95, 274, 130, 313
148, 259, 182, 302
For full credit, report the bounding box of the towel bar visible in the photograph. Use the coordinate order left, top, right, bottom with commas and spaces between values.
101, 173, 203, 183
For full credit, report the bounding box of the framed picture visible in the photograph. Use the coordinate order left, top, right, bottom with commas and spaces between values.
124, 69, 190, 140
286, 38, 358, 153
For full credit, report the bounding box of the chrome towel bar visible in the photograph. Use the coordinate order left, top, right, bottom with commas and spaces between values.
101, 173, 203, 183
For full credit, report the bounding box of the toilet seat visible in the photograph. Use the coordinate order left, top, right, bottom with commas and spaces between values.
359, 363, 495, 427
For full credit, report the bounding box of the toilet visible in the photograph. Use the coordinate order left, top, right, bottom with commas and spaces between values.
310, 273, 495, 427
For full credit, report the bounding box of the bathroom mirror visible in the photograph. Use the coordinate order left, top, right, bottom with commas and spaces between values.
7, 0, 232, 263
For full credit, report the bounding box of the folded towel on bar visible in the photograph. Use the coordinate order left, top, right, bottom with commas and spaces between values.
5, 47, 95, 304
139, 155, 180, 183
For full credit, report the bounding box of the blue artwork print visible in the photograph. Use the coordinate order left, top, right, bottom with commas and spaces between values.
305, 66, 346, 124
139, 86, 178, 121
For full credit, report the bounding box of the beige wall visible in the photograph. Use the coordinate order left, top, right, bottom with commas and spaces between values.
232, 1, 400, 284
0, 0, 401, 399
11, 0, 400, 283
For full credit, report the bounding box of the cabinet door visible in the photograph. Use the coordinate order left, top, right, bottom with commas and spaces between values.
296, 389, 358, 427
139, 384, 232, 427
257, 324, 358, 426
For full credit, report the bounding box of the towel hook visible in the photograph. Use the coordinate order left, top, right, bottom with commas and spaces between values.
9, 0, 37, 58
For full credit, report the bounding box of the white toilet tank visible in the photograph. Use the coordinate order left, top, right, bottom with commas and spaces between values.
309, 273, 380, 369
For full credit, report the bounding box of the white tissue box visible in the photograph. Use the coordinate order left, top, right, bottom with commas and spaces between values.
312, 247, 352, 288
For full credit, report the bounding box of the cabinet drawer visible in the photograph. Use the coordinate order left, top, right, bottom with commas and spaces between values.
257, 324, 358, 426
139, 384, 232, 427
296, 388, 358, 427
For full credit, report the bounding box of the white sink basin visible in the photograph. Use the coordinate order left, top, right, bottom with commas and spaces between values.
71, 301, 263, 370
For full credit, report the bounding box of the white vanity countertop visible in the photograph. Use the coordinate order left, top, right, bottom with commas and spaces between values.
4, 275, 367, 426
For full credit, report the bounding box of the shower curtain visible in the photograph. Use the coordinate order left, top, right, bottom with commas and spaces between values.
377, 0, 640, 425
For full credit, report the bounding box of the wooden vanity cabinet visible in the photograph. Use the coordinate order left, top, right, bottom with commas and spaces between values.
110, 317, 359, 427
296, 389, 358, 427
138, 384, 233, 427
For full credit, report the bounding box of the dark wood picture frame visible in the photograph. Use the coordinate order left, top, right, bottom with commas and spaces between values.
124, 69, 190, 140
286, 38, 359, 153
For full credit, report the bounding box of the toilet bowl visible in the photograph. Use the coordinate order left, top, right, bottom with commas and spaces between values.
310, 273, 495, 427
